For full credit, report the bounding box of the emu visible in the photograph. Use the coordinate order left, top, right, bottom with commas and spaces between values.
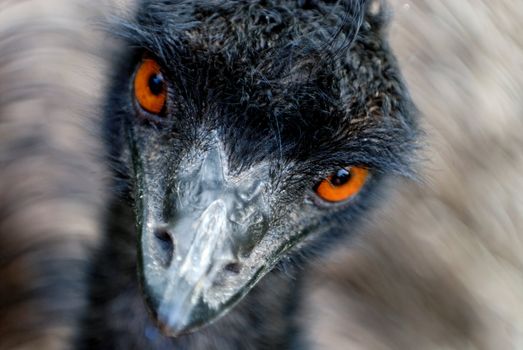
0, 0, 419, 349
79, 0, 418, 348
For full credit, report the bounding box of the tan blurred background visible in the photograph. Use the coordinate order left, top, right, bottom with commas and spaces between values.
0, 1, 522, 349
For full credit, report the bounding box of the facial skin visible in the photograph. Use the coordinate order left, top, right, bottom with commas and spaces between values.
104, 0, 418, 336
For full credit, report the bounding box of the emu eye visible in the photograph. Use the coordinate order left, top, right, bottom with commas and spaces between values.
314, 166, 369, 203
134, 59, 167, 114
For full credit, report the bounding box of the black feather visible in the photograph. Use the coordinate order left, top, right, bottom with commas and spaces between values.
81, 1, 419, 348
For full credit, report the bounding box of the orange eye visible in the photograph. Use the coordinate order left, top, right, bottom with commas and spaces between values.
134, 59, 167, 114
314, 166, 369, 203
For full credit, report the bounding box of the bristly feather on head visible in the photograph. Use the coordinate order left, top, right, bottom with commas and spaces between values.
105, 0, 418, 185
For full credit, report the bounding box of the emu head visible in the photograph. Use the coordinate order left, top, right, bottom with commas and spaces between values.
105, 0, 417, 337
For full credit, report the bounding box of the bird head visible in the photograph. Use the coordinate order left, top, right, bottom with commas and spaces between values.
104, 0, 418, 337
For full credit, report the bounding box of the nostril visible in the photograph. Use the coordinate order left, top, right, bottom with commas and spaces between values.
153, 226, 175, 268
224, 262, 241, 274
154, 226, 171, 242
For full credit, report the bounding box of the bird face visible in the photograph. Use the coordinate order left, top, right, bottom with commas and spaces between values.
106, 0, 417, 337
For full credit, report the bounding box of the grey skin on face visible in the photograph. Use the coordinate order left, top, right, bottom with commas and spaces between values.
134, 131, 282, 335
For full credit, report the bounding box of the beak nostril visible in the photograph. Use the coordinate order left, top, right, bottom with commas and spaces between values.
153, 227, 175, 268
224, 262, 241, 274
154, 226, 171, 242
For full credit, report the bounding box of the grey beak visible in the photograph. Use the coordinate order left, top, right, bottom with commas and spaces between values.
137, 145, 269, 335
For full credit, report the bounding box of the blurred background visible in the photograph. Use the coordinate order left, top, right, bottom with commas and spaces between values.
0, 1, 522, 349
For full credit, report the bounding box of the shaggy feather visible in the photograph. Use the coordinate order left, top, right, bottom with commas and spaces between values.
80, 1, 419, 348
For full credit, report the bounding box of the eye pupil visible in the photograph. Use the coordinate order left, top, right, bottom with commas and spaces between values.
330, 168, 351, 186
148, 73, 165, 96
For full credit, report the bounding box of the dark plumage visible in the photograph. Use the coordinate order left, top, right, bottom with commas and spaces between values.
79, 0, 418, 348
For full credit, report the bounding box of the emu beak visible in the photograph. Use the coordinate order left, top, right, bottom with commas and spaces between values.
135, 145, 269, 336
141, 200, 238, 336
